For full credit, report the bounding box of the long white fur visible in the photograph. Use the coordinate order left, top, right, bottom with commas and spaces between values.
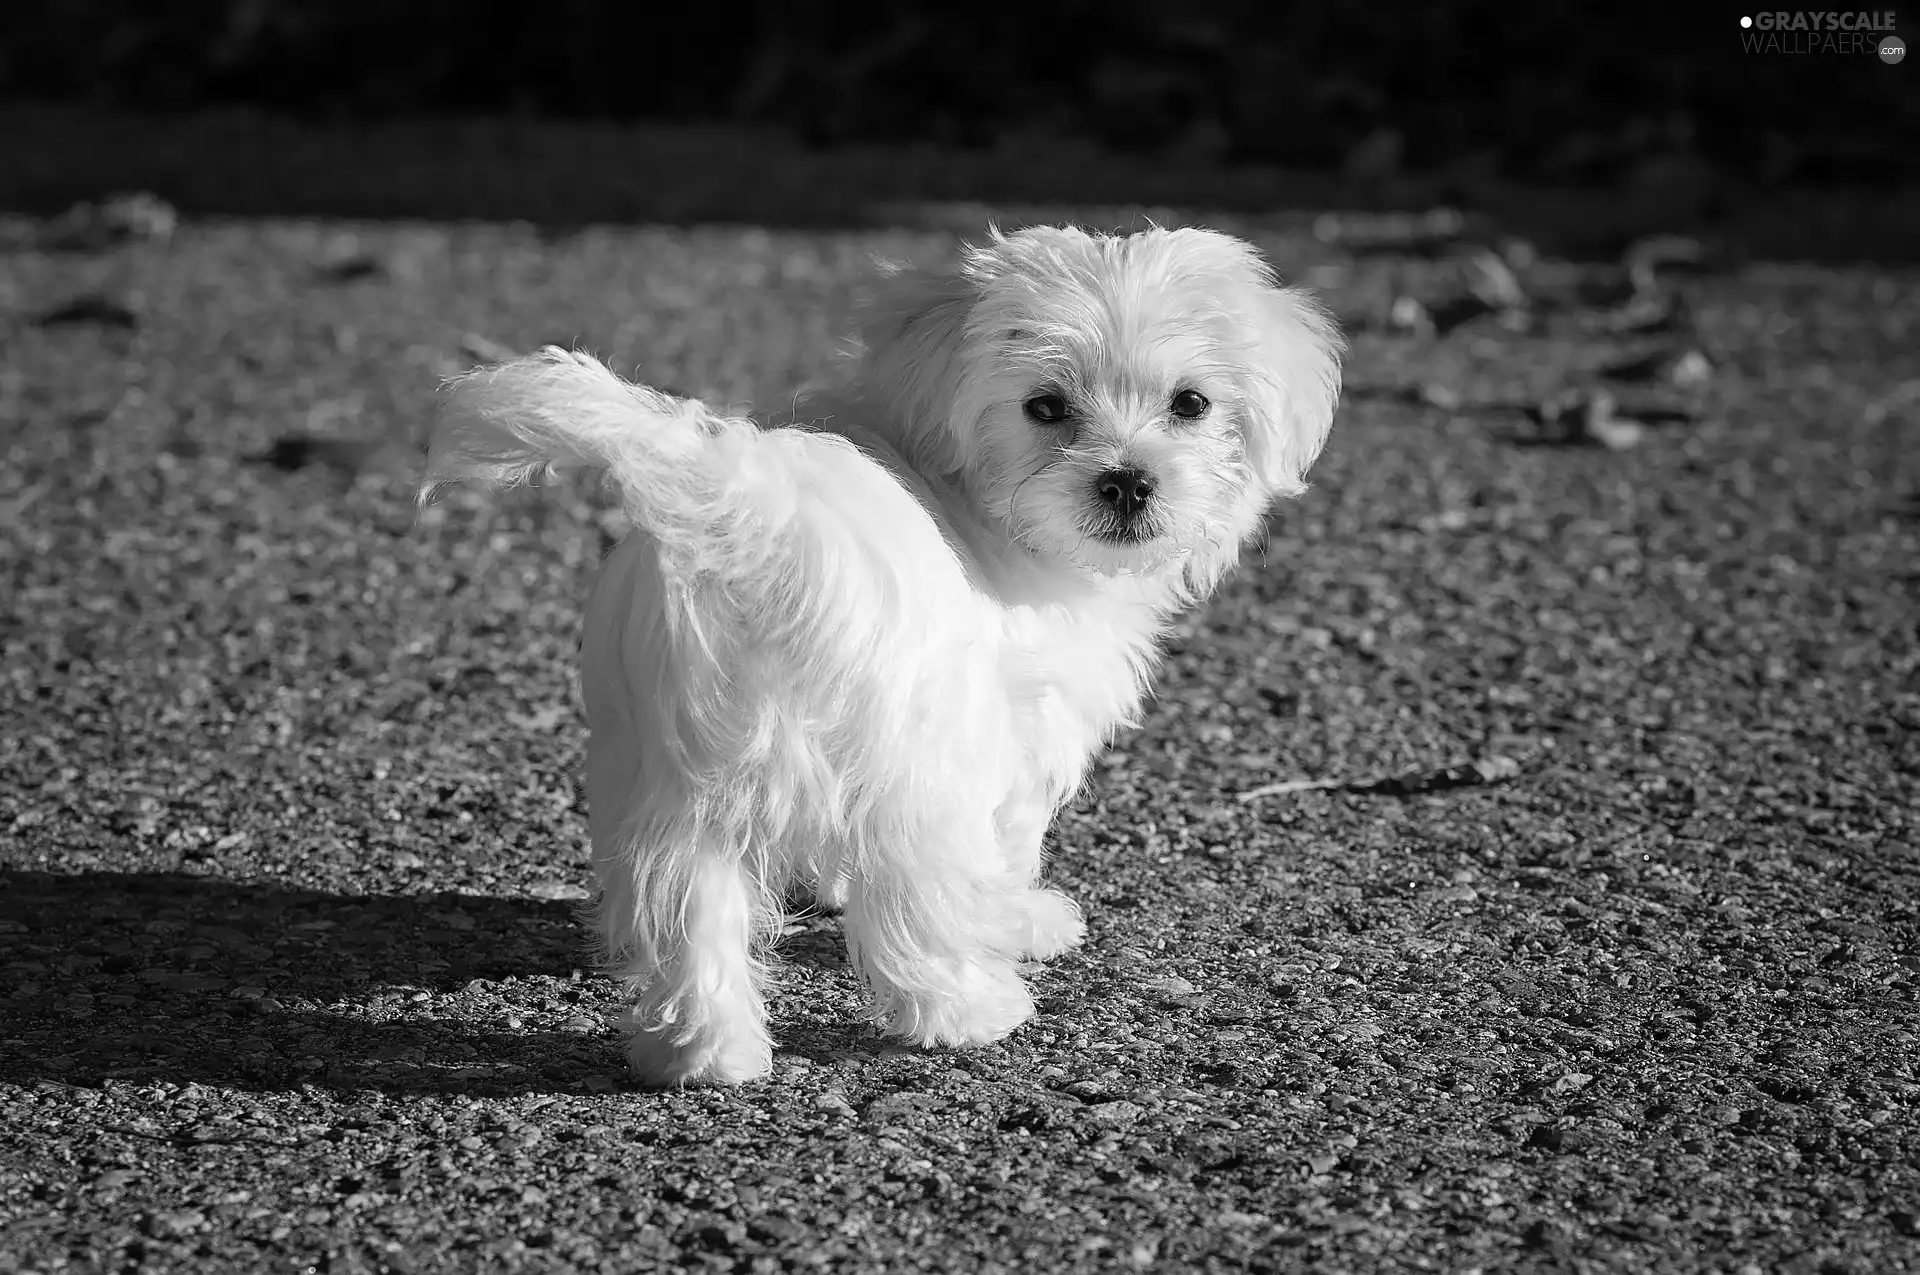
418, 224, 1343, 1085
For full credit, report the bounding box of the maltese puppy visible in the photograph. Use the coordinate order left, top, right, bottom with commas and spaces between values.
419, 224, 1342, 1085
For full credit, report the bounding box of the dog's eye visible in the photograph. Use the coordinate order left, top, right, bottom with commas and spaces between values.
1023, 394, 1070, 424
1170, 389, 1211, 419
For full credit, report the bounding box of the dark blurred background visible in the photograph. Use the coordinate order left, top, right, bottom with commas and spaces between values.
1, 0, 1912, 186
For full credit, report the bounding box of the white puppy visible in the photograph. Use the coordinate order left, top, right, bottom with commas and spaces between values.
419, 224, 1342, 1085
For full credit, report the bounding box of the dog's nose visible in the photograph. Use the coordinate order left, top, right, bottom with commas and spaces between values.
1094, 468, 1155, 518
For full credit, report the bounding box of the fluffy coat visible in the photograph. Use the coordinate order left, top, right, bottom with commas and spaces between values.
419, 225, 1343, 1084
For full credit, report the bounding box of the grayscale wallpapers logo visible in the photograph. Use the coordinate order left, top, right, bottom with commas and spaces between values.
1737, 10, 1903, 57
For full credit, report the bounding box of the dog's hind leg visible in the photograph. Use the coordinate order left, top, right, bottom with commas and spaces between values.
616, 852, 775, 1086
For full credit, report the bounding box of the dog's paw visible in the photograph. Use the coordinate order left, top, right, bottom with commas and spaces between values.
880, 957, 1036, 1049
626, 1022, 773, 1087
1017, 887, 1086, 960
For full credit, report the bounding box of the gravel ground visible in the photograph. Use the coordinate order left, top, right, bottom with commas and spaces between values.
1, 120, 1918, 1274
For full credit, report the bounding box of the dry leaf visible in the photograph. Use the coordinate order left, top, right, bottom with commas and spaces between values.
318, 253, 386, 283
248, 434, 386, 475
1624, 234, 1705, 295
1462, 247, 1527, 310
459, 333, 518, 366
1527, 388, 1646, 449
1601, 347, 1713, 388
1353, 754, 1524, 796
1239, 755, 1525, 802
43, 192, 178, 251
1607, 291, 1692, 335
1313, 207, 1468, 253
35, 293, 140, 329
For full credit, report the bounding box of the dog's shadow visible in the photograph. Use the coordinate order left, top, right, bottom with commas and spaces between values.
0, 869, 874, 1096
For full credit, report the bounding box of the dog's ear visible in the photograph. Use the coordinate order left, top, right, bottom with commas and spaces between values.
1238, 278, 1345, 500
1155, 228, 1343, 499
857, 258, 983, 478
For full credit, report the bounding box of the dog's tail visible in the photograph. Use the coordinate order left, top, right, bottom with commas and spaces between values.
418, 347, 775, 547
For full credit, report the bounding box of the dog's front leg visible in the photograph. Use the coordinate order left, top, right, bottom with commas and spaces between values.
839, 808, 1040, 1049
995, 779, 1086, 962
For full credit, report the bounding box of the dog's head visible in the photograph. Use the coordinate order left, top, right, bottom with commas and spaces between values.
859, 225, 1343, 583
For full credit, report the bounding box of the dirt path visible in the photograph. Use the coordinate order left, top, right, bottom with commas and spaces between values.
2, 148, 1917, 1273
